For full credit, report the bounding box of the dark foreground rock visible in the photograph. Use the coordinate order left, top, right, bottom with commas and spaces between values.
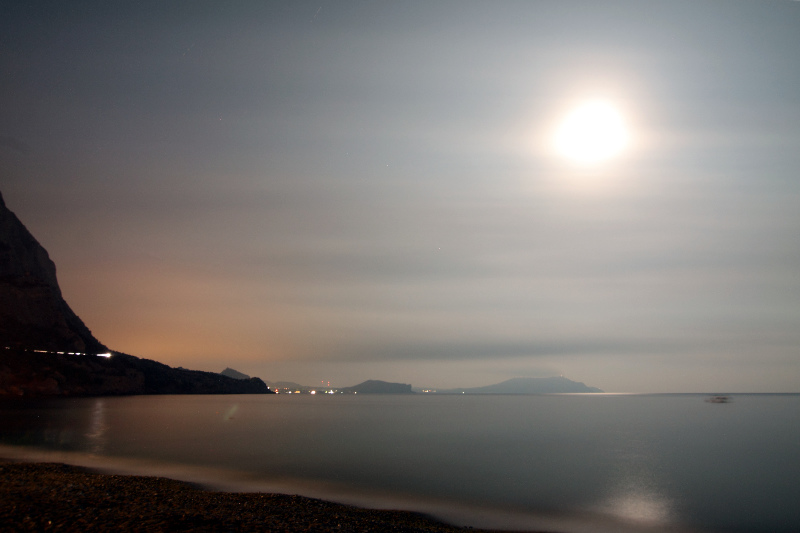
0, 462, 531, 533
0, 348, 272, 396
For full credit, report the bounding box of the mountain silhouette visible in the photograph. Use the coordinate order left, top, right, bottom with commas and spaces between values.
0, 191, 105, 353
0, 191, 271, 396
339, 380, 414, 394
435, 377, 603, 394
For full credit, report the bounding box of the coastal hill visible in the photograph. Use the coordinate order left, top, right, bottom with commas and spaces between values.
1, 348, 271, 396
431, 377, 603, 394
220, 367, 251, 380
0, 191, 271, 396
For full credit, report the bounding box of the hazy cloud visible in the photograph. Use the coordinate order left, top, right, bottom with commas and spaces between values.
0, 136, 29, 155
2, 0, 799, 391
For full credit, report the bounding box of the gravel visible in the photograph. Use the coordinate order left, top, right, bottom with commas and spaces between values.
0, 462, 540, 533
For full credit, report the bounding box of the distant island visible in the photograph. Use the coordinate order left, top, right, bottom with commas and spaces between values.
420, 377, 603, 394
0, 191, 272, 397
339, 380, 413, 394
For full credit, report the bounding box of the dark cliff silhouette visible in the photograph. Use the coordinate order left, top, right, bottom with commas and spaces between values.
0, 191, 105, 353
0, 191, 271, 396
0, 348, 271, 396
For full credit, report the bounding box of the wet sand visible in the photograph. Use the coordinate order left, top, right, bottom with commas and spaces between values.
0, 461, 544, 532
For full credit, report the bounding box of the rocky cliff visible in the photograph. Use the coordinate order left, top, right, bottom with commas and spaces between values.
0, 192, 105, 353
0, 191, 272, 396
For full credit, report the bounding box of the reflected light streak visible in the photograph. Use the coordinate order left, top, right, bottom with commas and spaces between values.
85, 399, 108, 455
223, 404, 239, 421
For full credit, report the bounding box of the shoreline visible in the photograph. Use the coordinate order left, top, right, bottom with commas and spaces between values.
0, 445, 569, 532
0, 445, 690, 533
0, 460, 543, 533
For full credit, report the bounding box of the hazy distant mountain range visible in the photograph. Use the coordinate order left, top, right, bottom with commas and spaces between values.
340, 380, 413, 394
429, 377, 603, 394
249, 376, 603, 394
264, 380, 307, 391
335, 378, 602, 394
0, 191, 271, 397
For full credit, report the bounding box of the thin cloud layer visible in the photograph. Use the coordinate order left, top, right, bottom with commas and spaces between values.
2, 1, 799, 391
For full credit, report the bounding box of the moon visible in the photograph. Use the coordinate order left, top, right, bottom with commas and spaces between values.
554, 101, 629, 165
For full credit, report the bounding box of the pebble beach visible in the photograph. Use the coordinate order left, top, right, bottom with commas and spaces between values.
0, 461, 539, 533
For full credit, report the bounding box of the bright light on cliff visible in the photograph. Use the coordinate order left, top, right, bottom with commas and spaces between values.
97, 353, 112, 358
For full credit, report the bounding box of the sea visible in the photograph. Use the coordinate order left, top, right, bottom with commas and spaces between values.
1, 393, 798, 533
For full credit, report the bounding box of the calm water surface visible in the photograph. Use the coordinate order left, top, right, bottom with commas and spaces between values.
1, 394, 798, 533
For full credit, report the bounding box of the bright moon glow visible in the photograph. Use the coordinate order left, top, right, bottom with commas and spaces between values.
554, 101, 629, 164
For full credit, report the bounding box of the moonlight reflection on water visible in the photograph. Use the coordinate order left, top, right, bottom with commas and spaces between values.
1, 394, 798, 533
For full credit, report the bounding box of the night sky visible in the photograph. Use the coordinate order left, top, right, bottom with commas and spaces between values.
3, 1, 800, 392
